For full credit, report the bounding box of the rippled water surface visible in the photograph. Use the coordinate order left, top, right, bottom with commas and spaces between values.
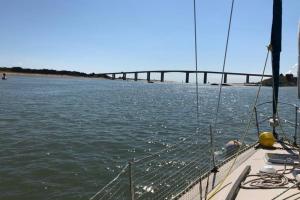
0, 75, 298, 199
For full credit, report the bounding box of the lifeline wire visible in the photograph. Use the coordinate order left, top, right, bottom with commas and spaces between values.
89, 164, 129, 200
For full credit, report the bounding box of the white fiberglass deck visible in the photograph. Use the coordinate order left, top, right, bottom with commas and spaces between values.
179, 142, 300, 200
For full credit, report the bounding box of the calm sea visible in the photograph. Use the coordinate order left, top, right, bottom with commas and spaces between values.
0, 75, 298, 200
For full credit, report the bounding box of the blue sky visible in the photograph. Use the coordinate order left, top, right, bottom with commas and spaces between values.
0, 0, 299, 78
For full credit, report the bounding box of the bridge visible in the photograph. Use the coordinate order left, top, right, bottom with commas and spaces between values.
99, 70, 272, 84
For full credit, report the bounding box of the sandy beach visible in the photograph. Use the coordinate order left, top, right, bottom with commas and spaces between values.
0, 71, 107, 80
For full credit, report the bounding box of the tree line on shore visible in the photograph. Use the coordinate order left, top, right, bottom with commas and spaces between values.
261, 73, 297, 86
0, 67, 110, 79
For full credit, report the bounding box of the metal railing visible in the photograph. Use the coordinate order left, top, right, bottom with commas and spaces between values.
90, 132, 255, 200
90, 101, 299, 200
254, 101, 299, 145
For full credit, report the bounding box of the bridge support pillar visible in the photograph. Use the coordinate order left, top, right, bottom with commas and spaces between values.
160, 72, 164, 82
223, 73, 227, 83
246, 75, 250, 84
185, 72, 189, 83
134, 72, 138, 81
112, 74, 115, 80
122, 73, 126, 80
147, 72, 151, 82
204, 72, 207, 84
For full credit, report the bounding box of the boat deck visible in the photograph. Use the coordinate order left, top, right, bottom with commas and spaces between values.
179, 142, 300, 200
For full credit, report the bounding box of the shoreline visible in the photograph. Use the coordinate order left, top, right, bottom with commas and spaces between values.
2, 72, 296, 87
0, 71, 107, 80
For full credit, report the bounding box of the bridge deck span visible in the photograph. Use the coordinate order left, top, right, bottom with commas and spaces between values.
100, 70, 271, 84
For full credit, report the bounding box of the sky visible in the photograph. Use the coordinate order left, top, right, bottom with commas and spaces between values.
0, 0, 299, 81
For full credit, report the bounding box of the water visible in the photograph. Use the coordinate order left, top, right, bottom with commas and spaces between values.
0, 75, 298, 200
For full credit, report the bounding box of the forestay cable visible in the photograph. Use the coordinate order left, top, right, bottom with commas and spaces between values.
213, 0, 235, 132
193, 0, 200, 127
193, 1, 204, 199
207, 46, 271, 199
